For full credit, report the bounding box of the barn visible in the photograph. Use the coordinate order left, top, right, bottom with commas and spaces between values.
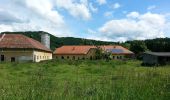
53, 45, 134, 60
142, 52, 170, 65
100, 45, 134, 60
0, 33, 52, 62
53, 46, 97, 60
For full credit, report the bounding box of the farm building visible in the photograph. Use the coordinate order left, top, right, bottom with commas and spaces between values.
0, 33, 52, 62
142, 52, 170, 65
100, 45, 134, 60
53, 46, 97, 60
53, 45, 134, 60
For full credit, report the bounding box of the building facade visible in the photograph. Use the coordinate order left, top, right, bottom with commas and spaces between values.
101, 45, 134, 60
53, 46, 97, 60
53, 45, 134, 60
0, 34, 52, 62
142, 52, 170, 65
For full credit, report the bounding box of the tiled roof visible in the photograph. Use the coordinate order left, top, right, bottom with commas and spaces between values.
144, 52, 170, 57
0, 34, 51, 52
54, 46, 96, 55
100, 45, 134, 55
54, 45, 134, 55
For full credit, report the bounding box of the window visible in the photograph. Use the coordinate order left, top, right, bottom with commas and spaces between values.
61, 56, 64, 59
11, 57, 15, 62
37, 56, 39, 60
113, 56, 115, 59
1, 55, 5, 61
67, 56, 69, 59
73, 56, 75, 60
90, 56, 93, 60
56, 56, 58, 59
34, 55, 36, 61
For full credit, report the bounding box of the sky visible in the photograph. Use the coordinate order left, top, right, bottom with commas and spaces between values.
0, 0, 170, 42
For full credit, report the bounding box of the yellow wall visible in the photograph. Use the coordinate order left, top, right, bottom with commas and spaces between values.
54, 49, 96, 60
33, 51, 52, 62
112, 54, 124, 60
0, 49, 52, 62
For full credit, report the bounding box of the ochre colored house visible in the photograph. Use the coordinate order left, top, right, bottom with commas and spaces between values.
0, 34, 52, 62
53, 45, 134, 60
53, 46, 97, 60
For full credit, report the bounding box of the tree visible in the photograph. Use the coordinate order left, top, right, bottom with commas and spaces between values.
95, 46, 103, 59
130, 41, 148, 59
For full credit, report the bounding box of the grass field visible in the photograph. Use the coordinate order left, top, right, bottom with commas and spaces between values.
0, 60, 170, 100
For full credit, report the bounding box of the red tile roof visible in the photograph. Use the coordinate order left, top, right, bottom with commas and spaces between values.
54, 46, 96, 55
0, 34, 51, 52
54, 45, 134, 55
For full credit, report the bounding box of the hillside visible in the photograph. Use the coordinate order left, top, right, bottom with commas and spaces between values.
1, 31, 116, 50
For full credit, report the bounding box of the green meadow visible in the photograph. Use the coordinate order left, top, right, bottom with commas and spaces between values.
0, 60, 169, 100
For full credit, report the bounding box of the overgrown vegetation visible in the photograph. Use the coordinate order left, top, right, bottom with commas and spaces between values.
0, 60, 169, 99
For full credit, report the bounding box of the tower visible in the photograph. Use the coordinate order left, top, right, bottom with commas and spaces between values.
40, 32, 50, 49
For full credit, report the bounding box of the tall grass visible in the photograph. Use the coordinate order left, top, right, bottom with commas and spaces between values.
0, 60, 169, 99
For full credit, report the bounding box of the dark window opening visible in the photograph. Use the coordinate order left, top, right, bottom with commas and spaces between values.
67, 56, 69, 59
73, 56, 75, 60
113, 56, 115, 59
90, 56, 93, 60
61, 56, 64, 59
1, 55, 5, 61
11, 57, 15, 62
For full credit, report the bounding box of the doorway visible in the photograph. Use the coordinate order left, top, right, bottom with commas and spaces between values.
11, 57, 15, 62
1, 55, 5, 61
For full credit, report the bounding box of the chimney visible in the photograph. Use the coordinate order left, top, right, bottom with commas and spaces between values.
40, 32, 50, 49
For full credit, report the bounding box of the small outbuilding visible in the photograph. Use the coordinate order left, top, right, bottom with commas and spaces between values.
142, 52, 170, 65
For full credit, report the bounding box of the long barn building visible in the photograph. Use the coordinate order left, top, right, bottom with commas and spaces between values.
0, 34, 52, 62
53, 45, 134, 60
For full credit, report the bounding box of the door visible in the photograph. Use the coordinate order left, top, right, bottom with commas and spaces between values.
1, 55, 5, 61
11, 57, 15, 62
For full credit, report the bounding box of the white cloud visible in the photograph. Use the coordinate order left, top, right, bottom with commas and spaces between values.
127, 11, 139, 18
89, 3, 98, 13
55, 0, 91, 20
0, 0, 74, 37
0, 24, 13, 32
87, 28, 97, 34
147, 5, 156, 10
104, 11, 113, 17
97, 0, 107, 5
98, 12, 167, 41
112, 3, 121, 9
